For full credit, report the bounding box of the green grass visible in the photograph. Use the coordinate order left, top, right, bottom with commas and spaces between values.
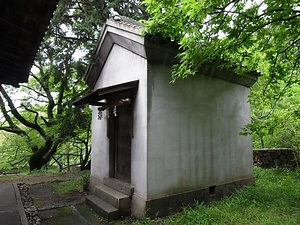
50, 171, 90, 195
131, 167, 300, 225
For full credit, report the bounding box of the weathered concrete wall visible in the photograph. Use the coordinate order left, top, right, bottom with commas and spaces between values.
253, 148, 298, 168
146, 64, 254, 199
91, 44, 148, 199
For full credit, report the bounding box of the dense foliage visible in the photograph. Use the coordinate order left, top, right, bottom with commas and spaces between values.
248, 76, 300, 162
143, 0, 299, 83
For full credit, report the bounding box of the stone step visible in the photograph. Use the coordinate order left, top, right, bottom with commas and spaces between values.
94, 184, 131, 211
71, 204, 105, 225
85, 195, 119, 220
103, 178, 134, 196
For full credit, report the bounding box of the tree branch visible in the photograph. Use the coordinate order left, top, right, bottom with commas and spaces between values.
260, 55, 300, 119
21, 104, 40, 126
0, 85, 47, 139
31, 65, 56, 121
237, 14, 300, 46
53, 32, 98, 42
75, 0, 86, 14
0, 126, 27, 136
20, 85, 47, 99
0, 93, 28, 137
279, 38, 300, 54
214, 1, 238, 35
9, 156, 29, 167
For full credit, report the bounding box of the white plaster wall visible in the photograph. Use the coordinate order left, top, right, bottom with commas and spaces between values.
91, 106, 110, 180
147, 65, 253, 198
91, 44, 148, 198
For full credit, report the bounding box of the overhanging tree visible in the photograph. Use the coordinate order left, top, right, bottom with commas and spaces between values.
143, 0, 300, 87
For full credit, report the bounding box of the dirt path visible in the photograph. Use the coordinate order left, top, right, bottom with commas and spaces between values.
29, 182, 85, 210
0, 171, 79, 184
1, 171, 107, 225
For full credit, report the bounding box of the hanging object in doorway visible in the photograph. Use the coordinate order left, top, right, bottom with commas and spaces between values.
113, 105, 117, 117
97, 107, 103, 120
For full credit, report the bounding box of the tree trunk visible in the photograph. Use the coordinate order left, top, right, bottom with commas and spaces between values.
28, 140, 58, 171
81, 160, 91, 170
29, 152, 48, 171
80, 143, 91, 170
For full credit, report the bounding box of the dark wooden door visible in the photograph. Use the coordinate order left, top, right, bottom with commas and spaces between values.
111, 103, 133, 183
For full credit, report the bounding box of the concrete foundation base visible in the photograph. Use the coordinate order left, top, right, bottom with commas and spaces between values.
132, 176, 255, 218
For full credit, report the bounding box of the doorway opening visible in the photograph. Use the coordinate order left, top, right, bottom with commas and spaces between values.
108, 101, 133, 183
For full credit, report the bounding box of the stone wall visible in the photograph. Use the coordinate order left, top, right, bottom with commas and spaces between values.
253, 148, 298, 168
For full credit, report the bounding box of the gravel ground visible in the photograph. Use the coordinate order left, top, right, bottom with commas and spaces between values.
18, 183, 41, 225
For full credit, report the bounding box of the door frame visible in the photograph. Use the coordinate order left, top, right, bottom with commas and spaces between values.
107, 91, 136, 183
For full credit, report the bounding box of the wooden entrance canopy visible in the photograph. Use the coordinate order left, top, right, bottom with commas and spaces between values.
73, 80, 139, 107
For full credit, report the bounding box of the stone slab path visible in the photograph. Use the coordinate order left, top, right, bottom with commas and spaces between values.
0, 183, 27, 225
